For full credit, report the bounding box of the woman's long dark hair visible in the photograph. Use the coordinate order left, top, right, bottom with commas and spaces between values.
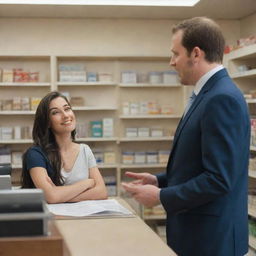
21, 91, 76, 188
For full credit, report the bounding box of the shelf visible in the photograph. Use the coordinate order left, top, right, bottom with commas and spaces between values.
249, 205, 256, 218
120, 164, 166, 169
76, 137, 117, 142
249, 235, 256, 250
246, 99, 256, 104
230, 69, 256, 79
97, 164, 118, 169
119, 136, 174, 142
119, 83, 181, 88
0, 110, 35, 115
0, 139, 33, 144
11, 164, 22, 169
72, 106, 117, 111
227, 44, 256, 60
249, 170, 256, 179
57, 82, 117, 87
251, 146, 256, 152
120, 114, 181, 119
143, 214, 166, 220
0, 82, 51, 87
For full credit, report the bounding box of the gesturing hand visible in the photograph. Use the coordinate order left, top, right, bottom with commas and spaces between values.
125, 171, 158, 187
122, 182, 160, 208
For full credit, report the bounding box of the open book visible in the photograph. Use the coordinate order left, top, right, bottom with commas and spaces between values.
46, 199, 134, 218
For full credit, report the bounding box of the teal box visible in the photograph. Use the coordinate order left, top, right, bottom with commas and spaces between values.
90, 121, 102, 137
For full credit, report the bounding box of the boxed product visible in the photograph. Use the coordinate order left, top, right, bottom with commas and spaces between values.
98, 72, 113, 82
70, 97, 84, 106
21, 97, 30, 110
87, 72, 97, 82
134, 152, 146, 164
11, 151, 23, 165
161, 104, 173, 114
148, 101, 160, 114
122, 102, 130, 115
158, 151, 170, 164
104, 152, 116, 164
130, 102, 139, 115
75, 123, 87, 138
94, 150, 104, 164
1, 127, 13, 140
2, 99, 12, 110
121, 71, 137, 84
163, 70, 179, 85
12, 97, 22, 110
122, 152, 134, 164
126, 127, 137, 137
146, 151, 158, 164
30, 97, 41, 111
103, 118, 113, 137
138, 127, 150, 137
2, 69, 13, 83
29, 72, 39, 82
140, 101, 148, 115
13, 126, 21, 140
149, 71, 162, 84
90, 121, 103, 137
151, 127, 163, 137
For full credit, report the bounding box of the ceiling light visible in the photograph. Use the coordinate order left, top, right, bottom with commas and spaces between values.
0, 0, 200, 7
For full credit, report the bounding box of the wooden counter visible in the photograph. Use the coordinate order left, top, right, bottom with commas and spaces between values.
55, 198, 176, 256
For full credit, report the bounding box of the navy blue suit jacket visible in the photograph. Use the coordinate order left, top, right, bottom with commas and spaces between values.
157, 69, 250, 256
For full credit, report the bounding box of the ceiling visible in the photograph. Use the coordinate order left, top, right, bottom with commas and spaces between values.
0, 0, 255, 19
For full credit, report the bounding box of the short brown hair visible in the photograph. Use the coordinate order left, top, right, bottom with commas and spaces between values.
172, 17, 225, 63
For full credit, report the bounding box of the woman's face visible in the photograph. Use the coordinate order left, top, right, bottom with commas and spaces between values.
48, 97, 76, 135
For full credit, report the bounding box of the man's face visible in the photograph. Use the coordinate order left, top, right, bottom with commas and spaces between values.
170, 30, 194, 85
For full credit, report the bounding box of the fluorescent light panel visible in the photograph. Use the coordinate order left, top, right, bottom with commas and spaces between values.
0, 0, 200, 7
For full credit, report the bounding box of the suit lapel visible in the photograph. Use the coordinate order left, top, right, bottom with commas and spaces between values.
167, 69, 229, 169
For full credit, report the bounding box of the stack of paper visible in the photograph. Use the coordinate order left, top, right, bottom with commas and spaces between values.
46, 199, 134, 218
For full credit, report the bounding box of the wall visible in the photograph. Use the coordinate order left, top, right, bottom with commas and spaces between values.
0, 18, 240, 56
240, 12, 256, 38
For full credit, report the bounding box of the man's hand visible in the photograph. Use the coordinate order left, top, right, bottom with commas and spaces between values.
122, 182, 160, 208
125, 171, 158, 186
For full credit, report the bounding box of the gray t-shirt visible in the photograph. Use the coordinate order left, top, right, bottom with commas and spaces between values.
61, 144, 97, 185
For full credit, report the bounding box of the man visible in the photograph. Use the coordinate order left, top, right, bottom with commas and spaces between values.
122, 17, 250, 256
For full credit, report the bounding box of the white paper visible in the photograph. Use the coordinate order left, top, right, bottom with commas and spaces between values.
46, 199, 134, 217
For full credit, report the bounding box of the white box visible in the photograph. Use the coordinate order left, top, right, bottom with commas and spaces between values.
126, 128, 137, 137
14, 126, 21, 140
138, 127, 150, 137
151, 128, 163, 137
134, 152, 146, 164
130, 102, 139, 115
122, 102, 130, 115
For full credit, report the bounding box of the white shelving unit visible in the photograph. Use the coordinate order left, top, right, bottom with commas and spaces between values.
224, 45, 256, 253
0, 54, 185, 227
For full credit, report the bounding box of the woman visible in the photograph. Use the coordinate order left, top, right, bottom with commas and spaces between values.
22, 91, 107, 203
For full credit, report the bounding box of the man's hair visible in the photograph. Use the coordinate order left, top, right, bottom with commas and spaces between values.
172, 17, 225, 63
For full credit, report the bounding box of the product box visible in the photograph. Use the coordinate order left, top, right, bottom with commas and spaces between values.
134, 152, 146, 164
121, 71, 137, 84
12, 97, 22, 110
146, 151, 158, 164
158, 151, 170, 164
11, 151, 23, 165
0, 147, 11, 165
31, 97, 41, 111
103, 118, 113, 137
70, 97, 84, 106
122, 152, 134, 164
98, 72, 113, 82
1, 127, 13, 140
87, 72, 97, 82
122, 102, 130, 115
126, 127, 137, 137
75, 123, 87, 138
21, 97, 30, 110
138, 127, 150, 137
163, 70, 179, 85
161, 104, 173, 114
90, 121, 103, 137
140, 102, 148, 115
94, 150, 104, 164
130, 102, 139, 115
13, 126, 21, 140
104, 152, 116, 164
149, 71, 162, 84
2, 99, 12, 110
151, 128, 163, 137
2, 69, 13, 83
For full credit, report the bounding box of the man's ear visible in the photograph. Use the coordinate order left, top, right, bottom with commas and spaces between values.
192, 47, 204, 63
